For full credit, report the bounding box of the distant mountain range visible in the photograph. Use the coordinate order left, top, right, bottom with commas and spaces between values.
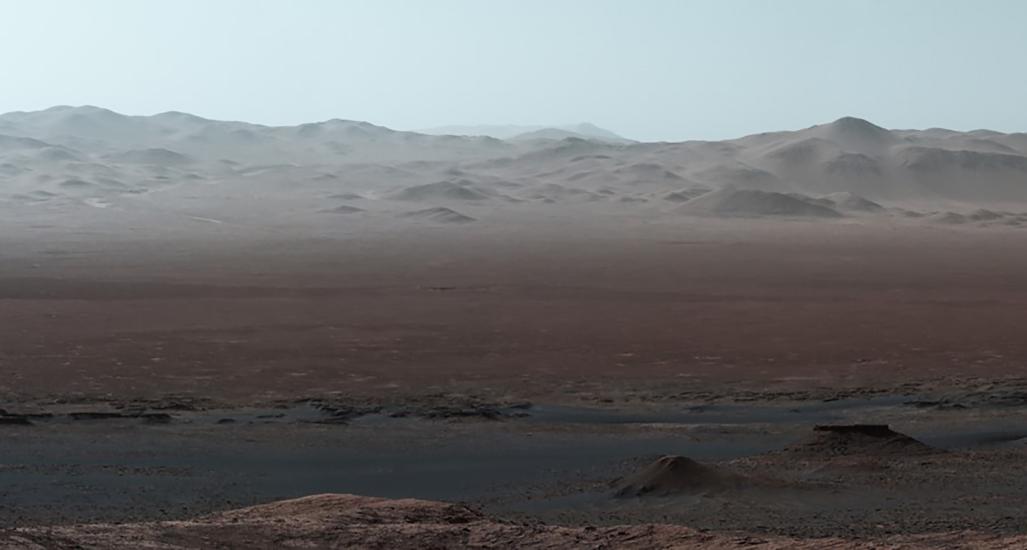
3, 106, 1027, 226
418, 123, 632, 143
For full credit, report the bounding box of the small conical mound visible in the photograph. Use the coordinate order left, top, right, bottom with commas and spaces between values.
387, 180, 491, 201
327, 192, 364, 200
613, 455, 749, 497
319, 205, 364, 214
662, 187, 711, 202
106, 147, 193, 166
784, 425, 938, 458
677, 187, 842, 218
928, 211, 968, 224
807, 117, 896, 156
822, 192, 884, 213
400, 207, 476, 224
967, 208, 1004, 221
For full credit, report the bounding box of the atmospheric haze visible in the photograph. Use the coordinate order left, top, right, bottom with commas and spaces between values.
5, 2, 1027, 549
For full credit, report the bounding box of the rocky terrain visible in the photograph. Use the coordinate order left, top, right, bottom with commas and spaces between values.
4, 107, 1027, 548
5, 492, 1027, 549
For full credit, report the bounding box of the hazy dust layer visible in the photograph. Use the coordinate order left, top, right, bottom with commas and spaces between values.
2, 222, 1027, 404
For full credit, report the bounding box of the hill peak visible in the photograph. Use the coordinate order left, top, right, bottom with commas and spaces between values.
802, 116, 895, 155
828, 116, 888, 133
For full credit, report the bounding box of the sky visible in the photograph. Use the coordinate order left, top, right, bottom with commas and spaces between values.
1, 0, 1026, 142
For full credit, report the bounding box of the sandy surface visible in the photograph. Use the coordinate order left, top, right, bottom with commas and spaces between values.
4, 493, 1026, 549
1, 221, 1027, 547
3, 220, 1027, 405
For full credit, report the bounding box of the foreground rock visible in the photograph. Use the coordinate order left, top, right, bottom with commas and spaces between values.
3, 493, 1025, 549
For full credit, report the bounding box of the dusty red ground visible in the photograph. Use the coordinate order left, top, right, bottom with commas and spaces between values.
4, 493, 1023, 549
3, 222, 1027, 402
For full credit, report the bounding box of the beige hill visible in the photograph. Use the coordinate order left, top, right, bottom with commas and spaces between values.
3, 106, 1027, 226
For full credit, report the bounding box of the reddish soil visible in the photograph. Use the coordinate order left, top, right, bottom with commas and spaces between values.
3, 222, 1027, 403
5, 493, 1023, 549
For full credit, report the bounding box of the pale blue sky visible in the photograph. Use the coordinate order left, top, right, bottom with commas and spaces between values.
2, 0, 1026, 141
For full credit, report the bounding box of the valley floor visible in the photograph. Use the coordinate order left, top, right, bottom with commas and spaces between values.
2, 218, 1027, 547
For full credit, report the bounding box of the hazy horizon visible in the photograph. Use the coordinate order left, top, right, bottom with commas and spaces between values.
9, 104, 1012, 143
3, 0, 1027, 141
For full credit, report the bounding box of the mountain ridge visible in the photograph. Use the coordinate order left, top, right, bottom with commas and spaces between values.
3, 107, 1027, 209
